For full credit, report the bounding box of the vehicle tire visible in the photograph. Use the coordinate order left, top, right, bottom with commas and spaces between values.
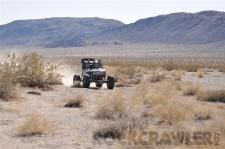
83, 75, 90, 88
96, 82, 103, 88
107, 76, 115, 90
73, 75, 81, 87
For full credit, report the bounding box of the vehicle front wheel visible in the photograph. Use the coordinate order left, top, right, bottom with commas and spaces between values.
107, 76, 115, 90
73, 75, 81, 87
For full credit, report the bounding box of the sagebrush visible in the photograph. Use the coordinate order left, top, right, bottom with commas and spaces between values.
1, 53, 61, 89
0, 54, 18, 100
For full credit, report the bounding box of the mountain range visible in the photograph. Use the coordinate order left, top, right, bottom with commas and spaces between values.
0, 10, 225, 48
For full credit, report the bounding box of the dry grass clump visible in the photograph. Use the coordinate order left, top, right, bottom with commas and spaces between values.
115, 66, 137, 78
106, 65, 137, 79
130, 81, 186, 124
182, 82, 200, 96
151, 100, 188, 125
143, 81, 189, 124
94, 80, 210, 141
115, 75, 131, 87
94, 81, 184, 140
192, 69, 205, 78
148, 69, 166, 83
137, 81, 202, 126
193, 105, 212, 121
64, 95, 84, 108
149, 73, 164, 83
95, 91, 126, 120
106, 65, 144, 86
170, 70, 184, 81
94, 113, 149, 140
197, 90, 225, 103
196, 70, 204, 78
17, 112, 51, 137
146, 80, 177, 102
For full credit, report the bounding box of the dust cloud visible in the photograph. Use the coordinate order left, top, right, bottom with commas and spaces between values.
60, 65, 79, 87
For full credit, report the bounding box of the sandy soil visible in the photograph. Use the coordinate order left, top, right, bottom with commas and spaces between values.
0, 85, 126, 149
183, 71, 225, 90
0, 67, 225, 149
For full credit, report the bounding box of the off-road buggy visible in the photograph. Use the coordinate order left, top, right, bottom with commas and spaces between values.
73, 58, 116, 89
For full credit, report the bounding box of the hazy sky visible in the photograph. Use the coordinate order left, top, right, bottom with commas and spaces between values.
1, 0, 225, 25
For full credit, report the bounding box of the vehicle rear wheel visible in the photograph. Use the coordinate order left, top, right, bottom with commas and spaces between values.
107, 76, 115, 90
96, 82, 103, 88
73, 75, 81, 87
83, 75, 90, 88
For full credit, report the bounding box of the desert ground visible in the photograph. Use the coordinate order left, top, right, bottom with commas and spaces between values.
0, 44, 225, 149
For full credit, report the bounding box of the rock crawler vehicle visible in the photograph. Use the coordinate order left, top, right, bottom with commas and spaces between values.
73, 58, 116, 89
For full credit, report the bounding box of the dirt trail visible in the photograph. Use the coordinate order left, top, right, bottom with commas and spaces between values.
0, 84, 124, 149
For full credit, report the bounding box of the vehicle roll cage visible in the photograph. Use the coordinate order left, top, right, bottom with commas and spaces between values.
81, 58, 102, 69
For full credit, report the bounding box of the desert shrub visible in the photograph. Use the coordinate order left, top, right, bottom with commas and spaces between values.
0, 74, 18, 100
0, 52, 62, 99
45, 64, 62, 85
95, 91, 126, 120
94, 80, 191, 141
143, 80, 177, 104
180, 64, 201, 72
148, 69, 166, 83
182, 83, 200, 96
192, 69, 205, 78
197, 90, 225, 103
94, 115, 149, 141
0, 54, 18, 100
115, 75, 131, 87
27, 91, 41, 96
64, 95, 84, 108
0, 53, 61, 89
162, 60, 177, 71
107, 65, 144, 86
93, 125, 123, 140
137, 81, 190, 125
17, 53, 46, 87
114, 66, 137, 78
128, 77, 142, 85
151, 101, 188, 125
17, 112, 51, 136
17, 53, 61, 87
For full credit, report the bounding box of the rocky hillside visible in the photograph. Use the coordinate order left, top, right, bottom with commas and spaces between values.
0, 11, 225, 47
91, 11, 225, 44
0, 17, 124, 47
